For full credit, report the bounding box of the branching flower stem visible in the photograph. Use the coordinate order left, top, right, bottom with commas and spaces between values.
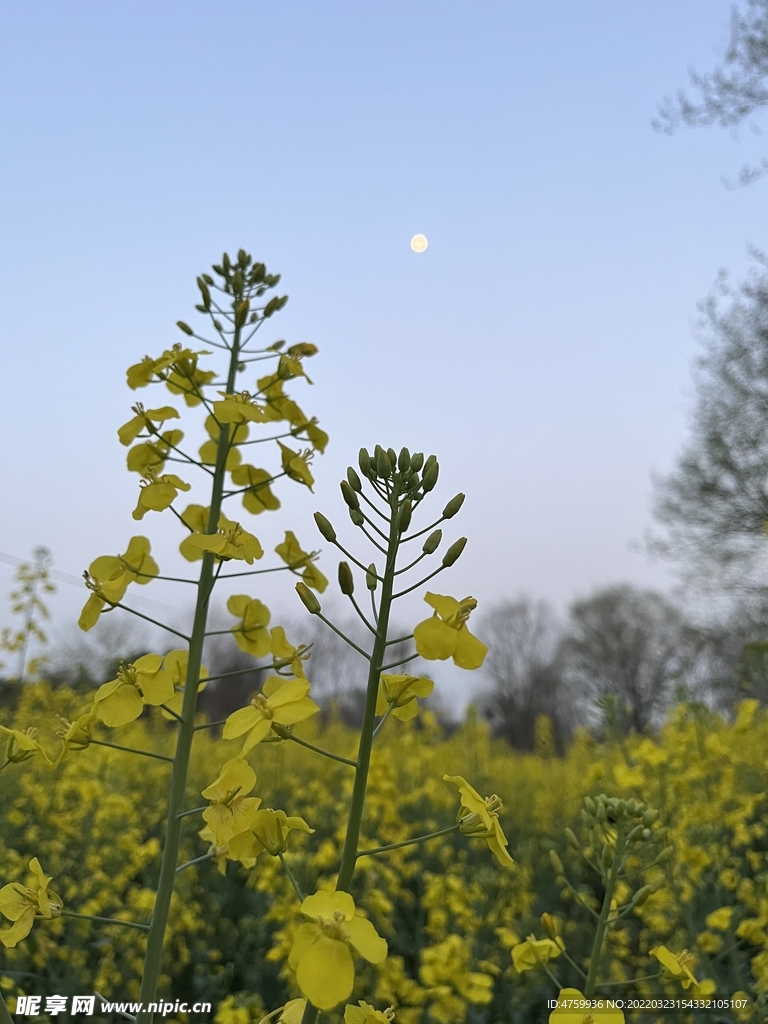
279, 853, 305, 902
356, 824, 460, 858
90, 739, 174, 764
136, 303, 245, 1023
300, 487, 401, 1024
584, 828, 625, 997
61, 910, 150, 932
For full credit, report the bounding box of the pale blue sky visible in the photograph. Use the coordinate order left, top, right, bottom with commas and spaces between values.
1, 1, 767, 667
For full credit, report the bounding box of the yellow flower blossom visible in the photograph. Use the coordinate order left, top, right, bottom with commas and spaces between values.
512, 934, 563, 973
278, 442, 314, 489
0, 725, 43, 766
444, 774, 514, 869
93, 654, 174, 728
202, 758, 262, 845
228, 808, 313, 861
0, 858, 62, 948
227, 595, 272, 657
231, 464, 281, 515
650, 945, 701, 990
117, 404, 180, 446
549, 989, 624, 1024
179, 511, 263, 564
159, 648, 208, 718
132, 470, 191, 520
375, 674, 434, 721
53, 706, 98, 764
705, 906, 733, 931
269, 626, 310, 678
288, 890, 387, 1010
275, 531, 328, 592
78, 536, 158, 631
223, 678, 320, 754
344, 1002, 396, 1024
413, 593, 487, 670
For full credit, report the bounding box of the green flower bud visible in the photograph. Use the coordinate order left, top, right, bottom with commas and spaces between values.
366, 563, 378, 590
350, 508, 365, 527
398, 499, 412, 533
549, 850, 564, 875
410, 452, 424, 472
347, 467, 362, 492
641, 828, 651, 841
626, 825, 644, 844
197, 277, 211, 308
422, 461, 439, 492
565, 828, 580, 851
654, 845, 674, 865
340, 480, 360, 510
633, 884, 652, 907
338, 561, 354, 596
602, 844, 614, 869
177, 320, 194, 335
422, 529, 443, 554
584, 796, 596, 815
376, 448, 392, 479
387, 447, 397, 467
442, 493, 465, 519
442, 537, 467, 567
296, 582, 321, 615
541, 913, 558, 940
233, 269, 244, 294
398, 447, 411, 473
642, 809, 659, 827
359, 448, 372, 476
596, 804, 606, 824
202, 273, 213, 285
235, 299, 250, 327
313, 512, 336, 542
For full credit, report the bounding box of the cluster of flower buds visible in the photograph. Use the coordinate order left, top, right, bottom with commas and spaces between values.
550, 793, 672, 905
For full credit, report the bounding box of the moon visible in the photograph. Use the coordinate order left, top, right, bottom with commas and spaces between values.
410, 234, 428, 253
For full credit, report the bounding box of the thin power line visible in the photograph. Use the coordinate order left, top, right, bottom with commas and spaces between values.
0, 551, 183, 616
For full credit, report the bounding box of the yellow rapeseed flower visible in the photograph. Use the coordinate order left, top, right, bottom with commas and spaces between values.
275, 531, 328, 592
375, 674, 434, 721
444, 774, 514, 869
228, 808, 313, 861
93, 654, 174, 727
0, 858, 62, 948
226, 595, 272, 657
223, 678, 320, 755
79, 535, 158, 631
511, 934, 562, 973
0, 725, 44, 766
288, 890, 387, 1010
413, 594, 487, 670
549, 989, 624, 1024
344, 1002, 396, 1023
202, 758, 262, 845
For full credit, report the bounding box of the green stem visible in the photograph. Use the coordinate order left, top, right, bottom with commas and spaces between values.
90, 739, 174, 763
372, 703, 395, 740
176, 806, 206, 819
599, 972, 662, 988
335, 504, 399, 892
0, 759, 10, 773
176, 852, 213, 874
280, 728, 357, 767
356, 823, 460, 858
559, 947, 588, 981
584, 834, 623, 997
0, 992, 13, 1024
279, 853, 305, 902
301, 490, 400, 1024
61, 910, 150, 932
136, 306, 243, 1024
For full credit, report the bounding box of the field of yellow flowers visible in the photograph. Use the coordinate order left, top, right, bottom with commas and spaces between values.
1, 681, 767, 1024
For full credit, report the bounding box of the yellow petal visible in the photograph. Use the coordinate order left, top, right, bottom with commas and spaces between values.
240, 718, 273, 754
202, 758, 257, 801
453, 627, 488, 669
424, 592, 461, 621
273, 696, 320, 727
98, 685, 144, 727
78, 594, 106, 632
289, 922, 322, 970
222, 706, 261, 740
443, 774, 493, 828
0, 906, 36, 948
301, 891, 355, 922
0, 884, 29, 922
296, 935, 354, 1010
413, 617, 457, 661
345, 917, 388, 963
